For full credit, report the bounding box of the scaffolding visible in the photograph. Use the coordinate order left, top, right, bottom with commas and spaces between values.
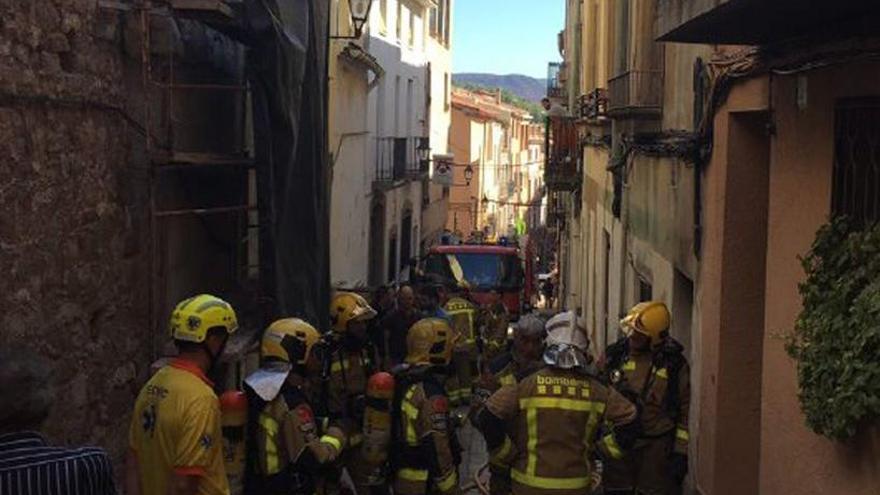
99, 0, 260, 358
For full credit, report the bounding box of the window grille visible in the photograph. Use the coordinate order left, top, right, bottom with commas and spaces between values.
832, 98, 880, 227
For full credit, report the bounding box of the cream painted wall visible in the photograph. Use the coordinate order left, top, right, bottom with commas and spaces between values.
329, 0, 372, 287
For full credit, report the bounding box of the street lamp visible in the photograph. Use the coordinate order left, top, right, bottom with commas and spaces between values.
464, 164, 474, 186
332, 0, 374, 40
417, 139, 431, 163
481, 195, 490, 211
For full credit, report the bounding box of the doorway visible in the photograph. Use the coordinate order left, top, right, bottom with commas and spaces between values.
368, 199, 386, 286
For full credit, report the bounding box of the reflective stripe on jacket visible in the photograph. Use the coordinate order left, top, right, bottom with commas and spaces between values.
485, 368, 637, 495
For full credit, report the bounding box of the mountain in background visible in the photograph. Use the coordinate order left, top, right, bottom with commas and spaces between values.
452, 73, 547, 103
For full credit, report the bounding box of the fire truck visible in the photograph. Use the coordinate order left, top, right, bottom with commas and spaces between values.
421, 241, 532, 321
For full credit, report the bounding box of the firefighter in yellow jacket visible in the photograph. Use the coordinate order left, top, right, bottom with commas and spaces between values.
475, 311, 640, 495
323, 292, 379, 494
391, 317, 461, 495
471, 313, 546, 495
478, 290, 510, 364
444, 294, 478, 406
601, 301, 691, 495
243, 318, 346, 495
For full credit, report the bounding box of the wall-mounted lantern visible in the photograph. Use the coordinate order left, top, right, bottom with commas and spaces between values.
332, 0, 374, 40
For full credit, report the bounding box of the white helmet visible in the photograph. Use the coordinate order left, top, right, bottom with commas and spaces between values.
543, 311, 591, 369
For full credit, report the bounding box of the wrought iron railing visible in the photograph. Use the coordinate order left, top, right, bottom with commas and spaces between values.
578, 88, 608, 120
376, 136, 427, 183
544, 116, 581, 192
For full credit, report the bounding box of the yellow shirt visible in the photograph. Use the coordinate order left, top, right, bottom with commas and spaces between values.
129, 359, 229, 495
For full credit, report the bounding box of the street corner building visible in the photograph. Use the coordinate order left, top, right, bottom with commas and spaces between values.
550, 0, 880, 494
0, 0, 332, 467
329, 0, 455, 288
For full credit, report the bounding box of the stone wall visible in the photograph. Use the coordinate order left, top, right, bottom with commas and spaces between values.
0, 0, 149, 467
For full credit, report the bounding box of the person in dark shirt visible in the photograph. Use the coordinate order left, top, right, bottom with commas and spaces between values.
0, 349, 116, 495
369, 284, 396, 369
382, 284, 421, 366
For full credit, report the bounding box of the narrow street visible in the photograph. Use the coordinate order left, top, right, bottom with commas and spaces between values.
1, 1, 879, 494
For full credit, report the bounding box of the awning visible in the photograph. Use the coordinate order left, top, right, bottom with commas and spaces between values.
658, 0, 880, 45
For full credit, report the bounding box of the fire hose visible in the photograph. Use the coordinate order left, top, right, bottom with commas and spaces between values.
459, 462, 490, 495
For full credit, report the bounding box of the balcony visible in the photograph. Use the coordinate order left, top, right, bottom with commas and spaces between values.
544, 117, 581, 192
374, 136, 428, 187
578, 88, 608, 120
607, 70, 663, 117
546, 62, 566, 100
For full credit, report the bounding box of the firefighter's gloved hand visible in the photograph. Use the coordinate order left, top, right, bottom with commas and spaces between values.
668, 452, 688, 484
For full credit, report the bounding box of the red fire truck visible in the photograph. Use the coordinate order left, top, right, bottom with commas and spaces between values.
422, 242, 532, 320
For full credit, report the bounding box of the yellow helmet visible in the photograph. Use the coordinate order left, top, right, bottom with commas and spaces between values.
261, 318, 321, 366
406, 317, 456, 366
330, 292, 377, 333
620, 301, 670, 344
170, 294, 238, 343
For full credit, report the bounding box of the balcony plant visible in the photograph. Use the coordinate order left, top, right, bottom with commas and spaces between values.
786, 217, 880, 440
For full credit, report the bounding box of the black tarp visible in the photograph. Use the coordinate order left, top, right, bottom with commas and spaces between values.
244, 0, 330, 331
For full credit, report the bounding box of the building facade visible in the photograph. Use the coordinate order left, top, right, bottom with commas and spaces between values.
330, 0, 453, 288
551, 0, 708, 490
0, 0, 331, 466
554, 0, 880, 493
659, 1, 880, 494
448, 87, 546, 241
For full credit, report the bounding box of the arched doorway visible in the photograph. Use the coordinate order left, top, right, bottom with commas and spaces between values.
368, 197, 386, 286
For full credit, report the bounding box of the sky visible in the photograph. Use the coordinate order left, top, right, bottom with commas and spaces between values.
453, 0, 564, 79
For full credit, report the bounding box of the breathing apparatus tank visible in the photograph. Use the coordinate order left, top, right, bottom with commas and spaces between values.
219, 390, 248, 495
361, 372, 396, 472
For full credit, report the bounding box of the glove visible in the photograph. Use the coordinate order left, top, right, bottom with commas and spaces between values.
668, 452, 688, 484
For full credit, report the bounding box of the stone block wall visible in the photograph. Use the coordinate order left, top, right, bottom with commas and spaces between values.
0, 0, 151, 467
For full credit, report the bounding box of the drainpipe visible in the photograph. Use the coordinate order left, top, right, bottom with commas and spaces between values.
617, 141, 630, 322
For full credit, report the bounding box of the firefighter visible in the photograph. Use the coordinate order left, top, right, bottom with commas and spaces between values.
443, 293, 478, 406
243, 318, 346, 495
601, 301, 691, 495
472, 313, 546, 495
324, 292, 379, 494
391, 317, 461, 495
128, 294, 238, 495
475, 311, 640, 495
478, 290, 510, 364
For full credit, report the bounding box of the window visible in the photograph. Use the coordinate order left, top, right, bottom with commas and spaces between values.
394, 76, 401, 135
443, 0, 451, 46
406, 78, 414, 135
401, 213, 413, 271
388, 234, 398, 282
423, 253, 524, 290
396, 1, 403, 40
444, 72, 450, 110
409, 10, 416, 47
832, 98, 880, 226
379, 0, 387, 34
429, 5, 439, 38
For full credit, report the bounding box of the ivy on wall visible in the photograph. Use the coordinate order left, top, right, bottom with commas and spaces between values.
786, 217, 880, 440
